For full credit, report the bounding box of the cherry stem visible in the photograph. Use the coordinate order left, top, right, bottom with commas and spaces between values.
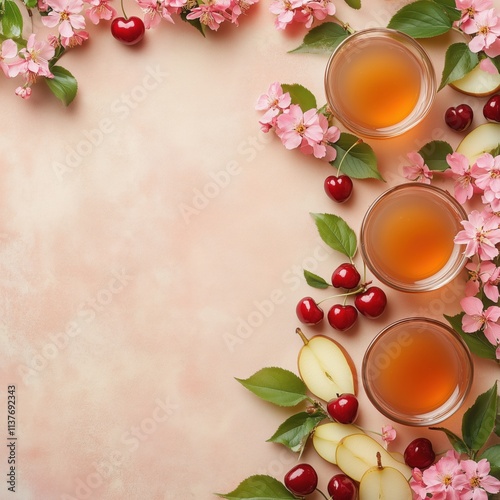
316, 488, 330, 500
316, 282, 370, 305
336, 138, 362, 176
120, 0, 128, 19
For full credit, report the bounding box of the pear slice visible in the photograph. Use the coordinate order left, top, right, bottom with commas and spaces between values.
359, 452, 413, 500
296, 328, 356, 402
335, 433, 412, 482
456, 123, 500, 162
312, 422, 363, 464
450, 64, 500, 97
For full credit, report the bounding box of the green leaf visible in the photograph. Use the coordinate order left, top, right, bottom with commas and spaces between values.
439, 43, 479, 91
45, 66, 78, 106
303, 270, 330, 289
331, 133, 383, 180
310, 213, 357, 258
23, 0, 38, 8
216, 475, 298, 500
387, 0, 453, 38
418, 140, 454, 171
343, 0, 360, 8
236, 367, 308, 407
267, 410, 326, 453
479, 445, 500, 479
281, 84, 317, 111
429, 426, 471, 455
290, 23, 351, 54
432, 0, 461, 22
444, 313, 497, 360
1, 0, 23, 38
489, 144, 500, 157
462, 381, 498, 453
490, 56, 500, 73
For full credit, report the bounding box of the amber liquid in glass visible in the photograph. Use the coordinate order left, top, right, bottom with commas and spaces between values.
338, 42, 421, 129
371, 196, 456, 283
375, 329, 459, 414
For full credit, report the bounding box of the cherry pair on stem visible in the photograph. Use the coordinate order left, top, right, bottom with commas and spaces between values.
296, 262, 387, 331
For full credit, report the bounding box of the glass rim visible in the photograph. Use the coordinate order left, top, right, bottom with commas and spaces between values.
362, 317, 474, 426
324, 28, 437, 139
359, 182, 468, 293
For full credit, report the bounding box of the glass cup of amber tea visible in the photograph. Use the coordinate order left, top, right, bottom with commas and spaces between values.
360, 183, 468, 293
362, 317, 473, 426
324, 28, 436, 139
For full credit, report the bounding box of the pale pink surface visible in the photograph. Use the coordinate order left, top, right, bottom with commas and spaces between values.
0, 2, 498, 499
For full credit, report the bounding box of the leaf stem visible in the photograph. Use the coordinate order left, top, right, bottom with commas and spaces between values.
333, 16, 355, 34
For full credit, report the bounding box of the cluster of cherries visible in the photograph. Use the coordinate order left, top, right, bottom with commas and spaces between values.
445, 93, 500, 132
283, 392, 436, 499
296, 263, 387, 331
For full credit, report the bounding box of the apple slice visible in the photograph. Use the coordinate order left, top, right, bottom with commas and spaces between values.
359, 452, 412, 500
296, 328, 356, 402
335, 433, 412, 482
456, 123, 500, 162
312, 422, 363, 464
450, 64, 500, 97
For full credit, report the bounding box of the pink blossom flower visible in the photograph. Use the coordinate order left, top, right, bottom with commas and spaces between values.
42, 0, 86, 37
479, 260, 500, 301
410, 468, 429, 499
0, 39, 20, 78
294, 0, 336, 28
474, 153, 500, 205
402, 151, 433, 184
453, 459, 500, 498
269, 0, 302, 29
228, 0, 258, 25
186, 0, 229, 30
454, 209, 500, 260
300, 112, 340, 160
9, 34, 55, 99
255, 82, 291, 132
138, 0, 171, 28
465, 261, 481, 297
460, 296, 500, 346
464, 8, 500, 57
381, 424, 396, 444
421, 450, 463, 499
456, 0, 493, 31
446, 152, 482, 203
86, 0, 117, 24
60, 29, 89, 48
276, 105, 324, 152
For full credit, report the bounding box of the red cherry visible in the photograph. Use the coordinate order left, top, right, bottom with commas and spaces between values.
444, 104, 473, 131
404, 438, 436, 469
284, 464, 318, 496
324, 175, 353, 203
327, 473, 358, 500
296, 297, 324, 325
483, 94, 500, 123
327, 393, 359, 424
327, 304, 358, 332
354, 286, 387, 318
111, 16, 145, 45
332, 263, 361, 290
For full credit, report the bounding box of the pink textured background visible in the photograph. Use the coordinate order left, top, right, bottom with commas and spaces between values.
0, 0, 499, 498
